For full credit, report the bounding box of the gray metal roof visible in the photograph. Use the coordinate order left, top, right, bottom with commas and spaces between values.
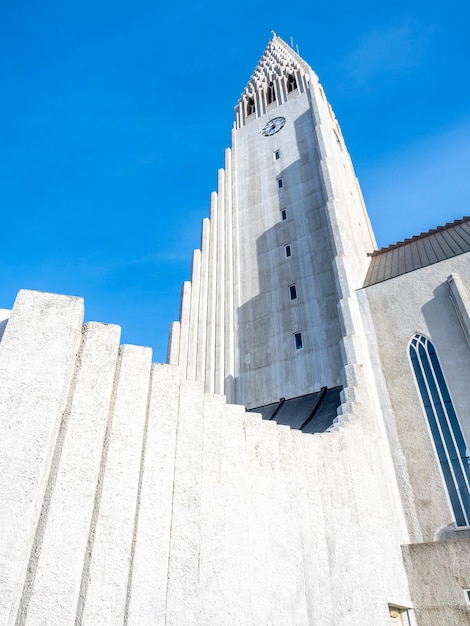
247, 386, 342, 434
363, 217, 470, 287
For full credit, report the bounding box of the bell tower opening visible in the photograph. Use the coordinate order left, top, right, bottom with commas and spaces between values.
287, 73, 297, 92
267, 81, 276, 104
246, 96, 255, 116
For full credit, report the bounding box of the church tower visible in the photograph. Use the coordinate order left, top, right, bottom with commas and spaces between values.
168, 35, 376, 413
3, 32, 470, 626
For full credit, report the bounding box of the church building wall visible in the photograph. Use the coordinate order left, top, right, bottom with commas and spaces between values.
358, 254, 470, 624
3, 35, 469, 626
359, 253, 470, 541
0, 289, 414, 625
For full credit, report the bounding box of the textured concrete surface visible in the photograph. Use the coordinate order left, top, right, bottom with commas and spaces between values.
360, 257, 470, 624
359, 256, 470, 542
22, 322, 121, 626
168, 36, 376, 409
2, 35, 470, 626
0, 289, 415, 625
402, 540, 470, 625
0, 290, 84, 624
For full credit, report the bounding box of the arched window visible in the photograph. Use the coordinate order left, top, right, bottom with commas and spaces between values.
246, 96, 255, 116
267, 81, 276, 104
409, 334, 470, 526
287, 73, 297, 93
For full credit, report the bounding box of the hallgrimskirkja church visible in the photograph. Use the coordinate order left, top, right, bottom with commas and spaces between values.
1, 35, 469, 625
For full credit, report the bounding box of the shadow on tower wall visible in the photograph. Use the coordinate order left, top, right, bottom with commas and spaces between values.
226, 111, 344, 412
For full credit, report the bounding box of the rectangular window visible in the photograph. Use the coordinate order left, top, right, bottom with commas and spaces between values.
289, 284, 297, 300
277, 177, 283, 189
280, 208, 287, 221
389, 606, 412, 625
274, 149, 280, 160
294, 332, 303, 350
284, 244, 291, 258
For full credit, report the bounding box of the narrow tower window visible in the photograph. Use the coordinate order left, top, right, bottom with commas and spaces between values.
287, 73, 297, 93
409, 334, 470, 526
389, 606, 412, 625
246, 96, 255, 116
294, 332, 303, 350
277, 177, 284, 189
267, 81, 276, 104
284, 244, 292, 258
273, 149, 280, 160
280, 208, 287, 221
333, 129, 342, 150
289, 284, 297, 300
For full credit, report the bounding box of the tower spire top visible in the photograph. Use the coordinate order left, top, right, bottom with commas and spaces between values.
235, 35, 315, 127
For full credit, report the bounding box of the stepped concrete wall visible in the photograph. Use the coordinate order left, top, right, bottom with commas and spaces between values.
1, 290, 415, 625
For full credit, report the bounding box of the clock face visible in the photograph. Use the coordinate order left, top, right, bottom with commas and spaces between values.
262, 116, 286, 136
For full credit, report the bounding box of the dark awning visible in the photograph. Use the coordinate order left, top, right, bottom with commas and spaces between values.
247, 386, 342, 434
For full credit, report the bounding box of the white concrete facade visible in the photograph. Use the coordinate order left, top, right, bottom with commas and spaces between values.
358, 255, 470, 625
1, 35, 470, 626
1, 290, 414, 625
168, 36, 376, 409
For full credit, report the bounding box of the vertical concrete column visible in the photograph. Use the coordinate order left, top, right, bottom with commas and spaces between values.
312, 81, 375, 286
197, 393, 227, 623
0, 290, 83, 624
167, 321, 180, 365
196, 218, 210, 383
215, 168, 226, 395
236, 103, 242, 128
296, 431, 331, 623
220, 405, 251, 621
256, 85, 265, 118
312, 80, 376, 400
448, 273, 470, 346
230, 127, 242, 401
21, 322, 121, 626
177, 281, 191, 377
242, 415, 284, 623
205, 192, 218, 393
186, 250, 201, 380
165, 379, 205, 624
274, 425, 310, 624
224, 148, 235, 402
79, 345, 152, 625
126, 364, 181, 625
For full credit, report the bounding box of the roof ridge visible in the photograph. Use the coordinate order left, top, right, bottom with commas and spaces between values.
371, 216, 470, 257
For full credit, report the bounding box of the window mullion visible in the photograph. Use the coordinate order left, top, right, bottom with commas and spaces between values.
412, 336, 470, 526
424, 343, 470, 507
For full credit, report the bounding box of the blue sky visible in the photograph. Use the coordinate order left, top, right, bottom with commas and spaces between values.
1, 0, 469, 361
